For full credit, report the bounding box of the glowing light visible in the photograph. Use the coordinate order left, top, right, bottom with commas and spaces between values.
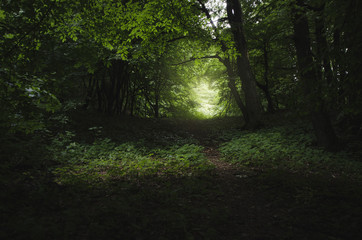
193, 80, 219, 118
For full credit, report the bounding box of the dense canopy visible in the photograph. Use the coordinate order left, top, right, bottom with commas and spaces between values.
1, 0, 362, 145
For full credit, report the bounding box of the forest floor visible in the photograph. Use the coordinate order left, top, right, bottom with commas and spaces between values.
1, 112, 362, 239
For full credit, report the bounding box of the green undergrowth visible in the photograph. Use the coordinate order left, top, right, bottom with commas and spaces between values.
2, 116, 362, 239
220, 124, 362, 178
51, 136, 214, 185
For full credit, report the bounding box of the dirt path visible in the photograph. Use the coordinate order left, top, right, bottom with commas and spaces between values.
180, 118, 250, 178
203, 147, 234, 174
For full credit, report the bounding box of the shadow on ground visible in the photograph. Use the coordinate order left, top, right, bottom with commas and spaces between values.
2, 164, 362, 240
1, 114, 361, 239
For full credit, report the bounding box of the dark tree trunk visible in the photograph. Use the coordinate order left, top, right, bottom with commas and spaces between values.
83, 75, 96, 110
106, 61, 118, 114
332, 30, 346, 83
113, 61, 123, 114
314, 12, 333, 85
256, 81, 274, 113
292, 0, 338, 151
87, 60, 132, 115
223, 58, 249, 120
99, 70, 107, 112
95, 77, 102, 111
154, 94, 159, 118
129, 80, 137, 117
118, 74, 127, 114
256, 40, 275, 113
153, 78, 162, 118
226, 0, 263, 128
197, 0, 250, 124
122, 79, 130, 115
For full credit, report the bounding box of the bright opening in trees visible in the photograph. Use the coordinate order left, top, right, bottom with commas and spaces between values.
192, 79, 220, 118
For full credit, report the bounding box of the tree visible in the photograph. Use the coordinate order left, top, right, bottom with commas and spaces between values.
226, 0, 263, 127
291, 0, 338, 150
196, 0, 263, 127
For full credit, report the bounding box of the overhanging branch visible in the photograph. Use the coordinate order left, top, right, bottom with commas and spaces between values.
171, 55, 222, 66
167, 36, 187, 43
196, 0, 228, 53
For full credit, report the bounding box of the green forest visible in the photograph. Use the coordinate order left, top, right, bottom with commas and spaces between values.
1, 0, 362, 239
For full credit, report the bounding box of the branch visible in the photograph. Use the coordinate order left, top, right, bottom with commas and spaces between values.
197, 0, 218, 30
196, 0, 228, 52
255, 80, 266, 91
218, 17, 228, 23
250, 2, 273, 21
301, 2, 325, 12
0, 22, 15, 32
171, 55, 222, 66
273, 66, 296, 71
166, 36, 187, 43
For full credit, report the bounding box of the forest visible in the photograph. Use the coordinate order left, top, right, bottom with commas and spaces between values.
1, 0, 362, 239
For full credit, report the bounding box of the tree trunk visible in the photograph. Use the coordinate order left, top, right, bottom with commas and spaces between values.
256, 81, 274, 113
197, 0, 251, 124
257, 40, 275, 113
113, 60, 123, 114
222, 58, 249, 121
315, 14, 333, 85
154, 94, 159, 118
292, 0, 338, 151
226, 0, 263, 128
83, 75, 96, 110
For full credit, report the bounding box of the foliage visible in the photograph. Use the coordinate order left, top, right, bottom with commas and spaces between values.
51, 137, 213, 185
220, 124, 362, 176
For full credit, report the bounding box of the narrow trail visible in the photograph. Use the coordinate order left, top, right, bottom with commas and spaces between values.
203, 146, 236, 175
202, 145, 254, 179
180, 118, 251, 178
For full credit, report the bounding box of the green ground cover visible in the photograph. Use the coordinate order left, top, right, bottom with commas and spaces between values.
1, 114, 361, 240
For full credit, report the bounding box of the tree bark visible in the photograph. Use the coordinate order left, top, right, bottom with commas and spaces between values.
222, 58, 249, 119
314, 12, 333, 85
257, 40, 275, 113
291, 0, 338, 151
154, 94, 159, 118
226, 0, 263, 128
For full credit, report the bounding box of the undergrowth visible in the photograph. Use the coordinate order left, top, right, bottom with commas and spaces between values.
51, 135, 213, 185
219, 124, 362, 178
2, 117, 362, 240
